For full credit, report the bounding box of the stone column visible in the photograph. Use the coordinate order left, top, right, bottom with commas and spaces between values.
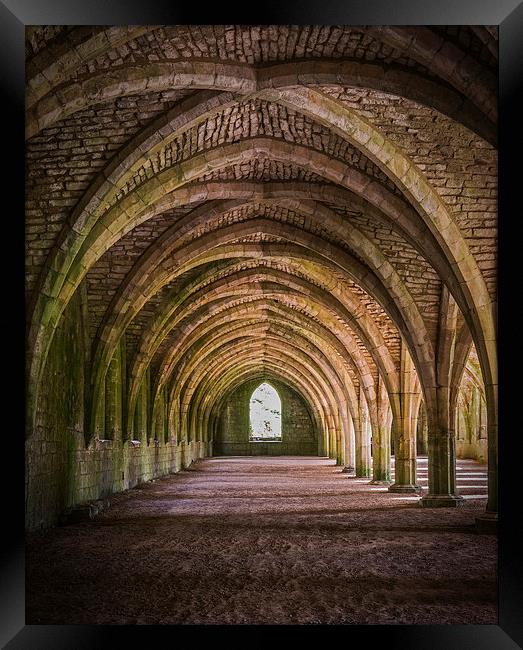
416, 401, 428, 456
321, 411, 329, 458
335, 410, 344, 466
356, 390, 371, 477
133, 392, 142, 440
341, 412, 356, 473
327, 412, 337, 460
104, 347, 122, 440
370, 378, 391, 484
476, 381, 497, 532
164, 389, 170, 444
389, 342, 421, 493
326, 413, 334, 460
420, 386, 463, 507
155, 392, 165, 444
421, 291, 463, 507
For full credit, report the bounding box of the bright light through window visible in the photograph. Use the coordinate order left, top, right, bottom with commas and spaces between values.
249, 382, 282, 441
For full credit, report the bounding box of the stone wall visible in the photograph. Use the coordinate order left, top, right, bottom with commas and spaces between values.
25, 286, 209, 531
451, 344, 488, 465
456, 439, 487, 464
455, 368, 488, 464
215, 378, 319, 456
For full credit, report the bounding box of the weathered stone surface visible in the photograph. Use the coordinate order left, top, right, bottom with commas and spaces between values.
25, 25, 497, 531
215, 378, 318, 456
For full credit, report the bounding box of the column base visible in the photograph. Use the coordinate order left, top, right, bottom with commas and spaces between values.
420, 494, 464, 508
369, 479, 392, 486
341, 466, 354, 474
475, 511, 498, 535
388, 483, 422, 494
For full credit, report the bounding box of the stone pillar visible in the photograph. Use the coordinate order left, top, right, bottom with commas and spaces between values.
341, 412, 355, 473
164, 389, 170, 444
486, 383, 498, 515
370, 378, 391, 484
317, 421, 326, 456
327, 412, 337, 460
420, 386, 463, 507
104, 347, 122, 440
335, 410, 344, 466
155, 392, 165, 444
133, 379, 146, 441
119, 336, 127, 439
133, 393, 141, 440
389, 342, 421, 493
327, 413, 334, 460
421, 291, 463, 507
341, 413, 356, 474
322, 412, 329, 458
416, 400, 428, 456
476, 381, 497, 532
356, 390, 371, 477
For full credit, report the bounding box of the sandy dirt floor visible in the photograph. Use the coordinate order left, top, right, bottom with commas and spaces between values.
26, 456, 497, 625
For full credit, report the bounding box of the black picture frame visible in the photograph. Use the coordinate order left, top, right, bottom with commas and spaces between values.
4, 1, 522, 647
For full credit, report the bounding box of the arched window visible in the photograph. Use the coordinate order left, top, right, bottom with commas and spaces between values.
249, 382, 282, 441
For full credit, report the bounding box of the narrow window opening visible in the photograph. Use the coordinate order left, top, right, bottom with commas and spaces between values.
249, 382, 282, 441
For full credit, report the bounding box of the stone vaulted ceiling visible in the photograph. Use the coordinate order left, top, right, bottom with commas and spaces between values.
25, 25, 497, 471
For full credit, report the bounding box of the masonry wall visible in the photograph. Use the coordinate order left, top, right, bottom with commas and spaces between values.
455, 380, 488, 464
25, 286, 208, 531
215, 379, 318, 456
453, 352, 488, 464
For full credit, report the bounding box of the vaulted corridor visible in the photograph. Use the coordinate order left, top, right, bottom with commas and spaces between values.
26, 456, 495, 625
25, 24, 499, 626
